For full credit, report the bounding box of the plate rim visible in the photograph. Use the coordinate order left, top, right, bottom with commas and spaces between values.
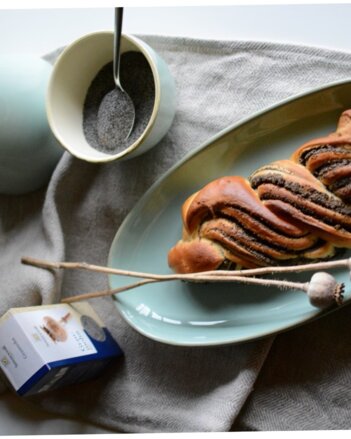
110, 301, 345, 347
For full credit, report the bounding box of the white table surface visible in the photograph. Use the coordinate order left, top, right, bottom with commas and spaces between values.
1, 4, 351, 435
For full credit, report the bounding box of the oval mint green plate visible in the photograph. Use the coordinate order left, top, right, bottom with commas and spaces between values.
108, 79, 351, 346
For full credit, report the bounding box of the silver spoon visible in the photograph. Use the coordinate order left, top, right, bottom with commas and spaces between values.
97, 7, 135, 150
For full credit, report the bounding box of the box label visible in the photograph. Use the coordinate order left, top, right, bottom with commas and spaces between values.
14, 305, 98, 362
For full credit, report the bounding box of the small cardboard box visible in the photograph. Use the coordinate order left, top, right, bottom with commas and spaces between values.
0, 302, 123, 396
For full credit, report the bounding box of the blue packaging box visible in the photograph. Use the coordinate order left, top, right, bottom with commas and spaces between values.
0, 302, 123, 396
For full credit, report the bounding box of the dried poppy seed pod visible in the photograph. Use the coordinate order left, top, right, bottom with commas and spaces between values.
307, 272, 344, 309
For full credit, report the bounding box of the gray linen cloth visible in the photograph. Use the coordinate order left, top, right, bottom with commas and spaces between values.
1, 35, 351, 432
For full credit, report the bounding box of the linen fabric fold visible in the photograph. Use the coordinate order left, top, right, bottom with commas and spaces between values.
1, 35, 351, 432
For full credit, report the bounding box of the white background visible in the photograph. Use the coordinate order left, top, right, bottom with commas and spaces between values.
0, 4, 351, 54
0, 3, 351, 435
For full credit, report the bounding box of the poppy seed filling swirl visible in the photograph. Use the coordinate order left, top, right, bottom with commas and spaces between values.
168, 110, 351, 273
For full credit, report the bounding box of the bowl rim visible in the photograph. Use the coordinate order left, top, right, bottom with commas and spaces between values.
46, 30, 162, 163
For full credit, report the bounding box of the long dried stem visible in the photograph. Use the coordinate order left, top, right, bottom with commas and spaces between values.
21, 256, 351, 282
21, 256, 307, 303
21, 256, 345, 307
61, 278, 157, 303
60, 275, 307, 303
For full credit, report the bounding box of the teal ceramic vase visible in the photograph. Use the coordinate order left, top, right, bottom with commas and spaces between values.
0, 55, 63, 195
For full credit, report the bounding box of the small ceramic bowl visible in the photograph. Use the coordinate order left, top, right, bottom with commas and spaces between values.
46, 31, 176, 162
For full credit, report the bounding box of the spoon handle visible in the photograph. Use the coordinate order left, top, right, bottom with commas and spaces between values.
113, 7, 123, 89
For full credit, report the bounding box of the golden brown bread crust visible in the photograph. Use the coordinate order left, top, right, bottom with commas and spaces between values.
168, 110, 351, 273
168, 239, 225, 273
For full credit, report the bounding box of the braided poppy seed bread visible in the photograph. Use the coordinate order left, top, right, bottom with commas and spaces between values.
168, 110, 351, 273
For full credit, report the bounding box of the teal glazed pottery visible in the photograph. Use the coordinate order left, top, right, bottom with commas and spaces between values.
47, 31, 176, 163
0, 54, 63, 195
108, 79, 351, 347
